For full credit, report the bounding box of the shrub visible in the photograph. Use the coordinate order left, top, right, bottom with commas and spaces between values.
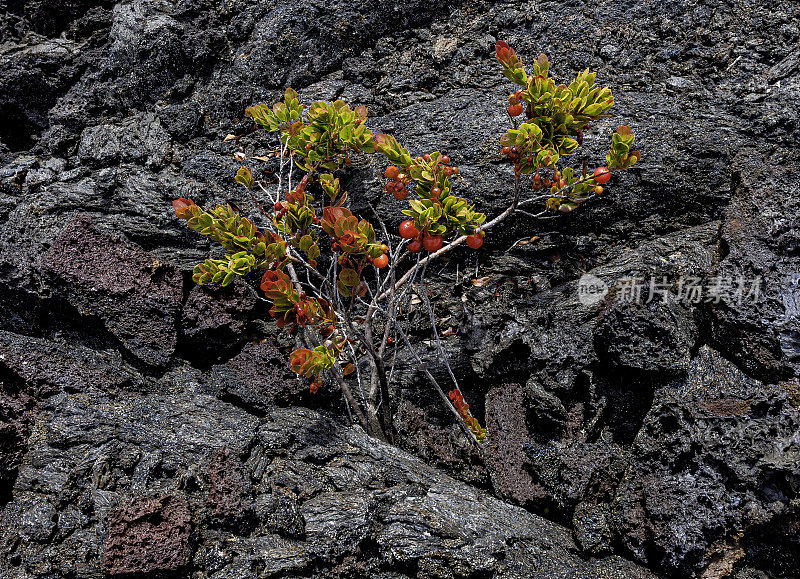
172, 42, 639, 447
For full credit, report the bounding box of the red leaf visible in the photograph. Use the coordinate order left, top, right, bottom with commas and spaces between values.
172, 198, 197, 219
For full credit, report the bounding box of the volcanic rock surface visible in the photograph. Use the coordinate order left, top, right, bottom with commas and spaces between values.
1, 0, 799, 577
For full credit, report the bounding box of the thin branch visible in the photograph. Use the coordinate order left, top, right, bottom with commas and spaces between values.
392, 317, 484, 452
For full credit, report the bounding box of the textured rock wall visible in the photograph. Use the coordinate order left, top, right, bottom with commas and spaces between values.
1, 0, 799, 577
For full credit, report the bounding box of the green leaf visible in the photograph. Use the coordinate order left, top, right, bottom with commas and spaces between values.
339, 268, 360, 287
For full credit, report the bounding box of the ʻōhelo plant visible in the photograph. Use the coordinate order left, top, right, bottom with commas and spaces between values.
172, 41, 639, 448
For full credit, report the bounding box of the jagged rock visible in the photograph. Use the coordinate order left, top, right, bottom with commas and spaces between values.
0, 330, 145, 502
206, 446, 255, 531
485, 381, 543, 507
77, 113, 171, 168
180, 277, 259, 360
41, 215, 183, 367
708, 149, 800, 381
256, 490, 305, 539
204, 339, 305, 412
102, 494, 192, 576
611, 346, 800, 576
573, 502, 613, 555
0, 371, 37, 502
0, 391, 657, 578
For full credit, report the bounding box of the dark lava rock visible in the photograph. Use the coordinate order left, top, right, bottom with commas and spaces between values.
0, 390, 656, 578
41, 215, 183, 367
2, 0, 800, 576
102, 493, 192, 576
0, 369, 37, 502
206, 446, 254, 531
179, 277, 258, 361
594, 297, 699, 374
485, 381, 544, 508
0, 330, 145, 502
611, 346, 800, 576
708, 149, 800, 382
573, 501, 614, 556
256, 489, 305, 540
204, 339, 305, 412
77, 113, 171, 169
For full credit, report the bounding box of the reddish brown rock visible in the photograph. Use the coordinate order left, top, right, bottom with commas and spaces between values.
206, 446, 254, 530
41, 216, 183, 367
102, 494, 192, 576
485, 382, 545, 508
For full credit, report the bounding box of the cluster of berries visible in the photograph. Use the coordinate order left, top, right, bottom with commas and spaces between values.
448, 389, 487, 441
398, 220, 441, 252
384, 165, 410, 200
383, 154, 460, 202
397, 220, 485, 252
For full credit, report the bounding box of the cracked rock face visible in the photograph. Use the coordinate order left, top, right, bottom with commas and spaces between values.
2, 0, 800, 577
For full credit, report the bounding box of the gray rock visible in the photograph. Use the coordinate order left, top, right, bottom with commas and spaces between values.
2, 0, 800, 576
77, 113, 170, 168
611, 346, 800, 575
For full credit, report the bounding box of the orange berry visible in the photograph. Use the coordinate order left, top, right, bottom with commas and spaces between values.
407, 238, 422, 252
373, 254, 388, 268
508, 103, 524, 117
385, 165, 400, 180
466, 234, 484, 249
399, 220, 419, 239
593, 167, 611, 184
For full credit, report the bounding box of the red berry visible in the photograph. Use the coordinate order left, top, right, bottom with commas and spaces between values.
373, 254, 389, 268
423, 235, 443, 252
508, 103, 524, 117
593, 167, 611, 184
440, 155, 450, 164
385, 165, 400, 180
407, 238, 422, 252
394, 187, 408, 200
466, 234, 484, 249
431, 187, 441, 198
399, 220, 419, 239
